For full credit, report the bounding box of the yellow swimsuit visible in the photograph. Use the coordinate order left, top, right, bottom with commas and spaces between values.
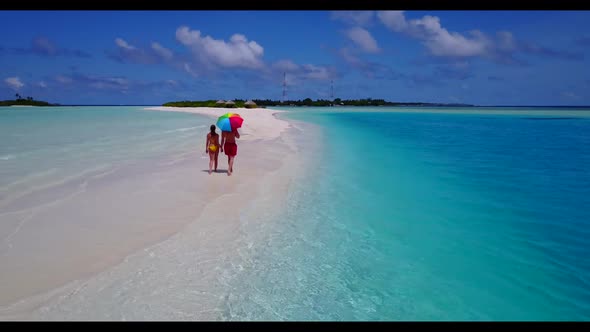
209, 144, 218, 152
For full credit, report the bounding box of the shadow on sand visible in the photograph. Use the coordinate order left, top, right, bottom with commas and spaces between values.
201, 169, 229, 174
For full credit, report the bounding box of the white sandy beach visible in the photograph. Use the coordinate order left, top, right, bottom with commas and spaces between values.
0, 106, 319, 320
145, 107, 291, 142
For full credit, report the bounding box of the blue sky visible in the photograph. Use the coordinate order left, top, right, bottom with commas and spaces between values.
1, 10, 589, 105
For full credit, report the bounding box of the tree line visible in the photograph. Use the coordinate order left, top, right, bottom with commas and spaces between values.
0, 93, 56, 106
253, 98, 473, 107
163, 98, 473, 108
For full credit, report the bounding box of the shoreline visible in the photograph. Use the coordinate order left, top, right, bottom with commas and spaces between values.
0, 106, 317, 320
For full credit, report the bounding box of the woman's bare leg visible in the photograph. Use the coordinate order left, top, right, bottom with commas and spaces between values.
209, 152, 215, 174
228, 156, 235, 176
214, 151, 219, 171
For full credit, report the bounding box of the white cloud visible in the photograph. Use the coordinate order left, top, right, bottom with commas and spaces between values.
376, 11, 407, 32
5, 77, 24, 90
331, 11, 375, 26
176, 26, 264, 69
151, 42, 173, 60
112, 38, 174, 65
301, 64, 334, 80
377, 11, 490, 57
108, 27, 337, 85
37, 81, 47, 88
375, 12, 580, 63
272, 59, 300, 72
183, 63, 198, 77
345, 27, 380, 53
176, 27, 202, 45
115, 38, 136, 50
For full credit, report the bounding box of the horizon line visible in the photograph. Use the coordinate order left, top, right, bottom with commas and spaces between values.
48, 104, 590, 108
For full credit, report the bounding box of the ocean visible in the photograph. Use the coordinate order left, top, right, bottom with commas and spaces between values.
1, 105, 589, 320
220, 107, 590, 320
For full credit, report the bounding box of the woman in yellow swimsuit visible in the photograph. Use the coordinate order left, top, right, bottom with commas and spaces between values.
205, 125, 220, 174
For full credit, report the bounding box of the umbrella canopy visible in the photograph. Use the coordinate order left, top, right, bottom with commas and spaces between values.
217, 113, 244, 132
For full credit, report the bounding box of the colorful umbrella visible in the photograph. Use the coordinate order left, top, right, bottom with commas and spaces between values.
217, 113, 244, 132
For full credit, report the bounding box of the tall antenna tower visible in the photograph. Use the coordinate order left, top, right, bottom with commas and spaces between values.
282, 72, 287, 103
331, 79, 334, 100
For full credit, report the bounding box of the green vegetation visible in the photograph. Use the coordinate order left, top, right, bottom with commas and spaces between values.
0, 93, 58, 106
163, 98, 473, 108
163, 99, 257, 108
253, 98, 474, 107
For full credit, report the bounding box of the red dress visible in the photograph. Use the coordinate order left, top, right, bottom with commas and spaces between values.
224, 142, 237, 156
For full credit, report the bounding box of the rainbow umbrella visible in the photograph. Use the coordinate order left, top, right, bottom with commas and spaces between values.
216, 113, 244, 132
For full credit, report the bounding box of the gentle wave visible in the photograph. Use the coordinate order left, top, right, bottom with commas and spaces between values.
0, 164, 112, 212
161, 125, 206, 134
0, 168, 59, 195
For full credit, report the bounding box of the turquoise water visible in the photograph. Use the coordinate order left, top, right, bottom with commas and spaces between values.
0, 106, 209, 201
222, 107, 590, 321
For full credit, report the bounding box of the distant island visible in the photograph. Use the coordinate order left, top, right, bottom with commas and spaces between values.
0, 93, 58, 107
163, 98, 474, 108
